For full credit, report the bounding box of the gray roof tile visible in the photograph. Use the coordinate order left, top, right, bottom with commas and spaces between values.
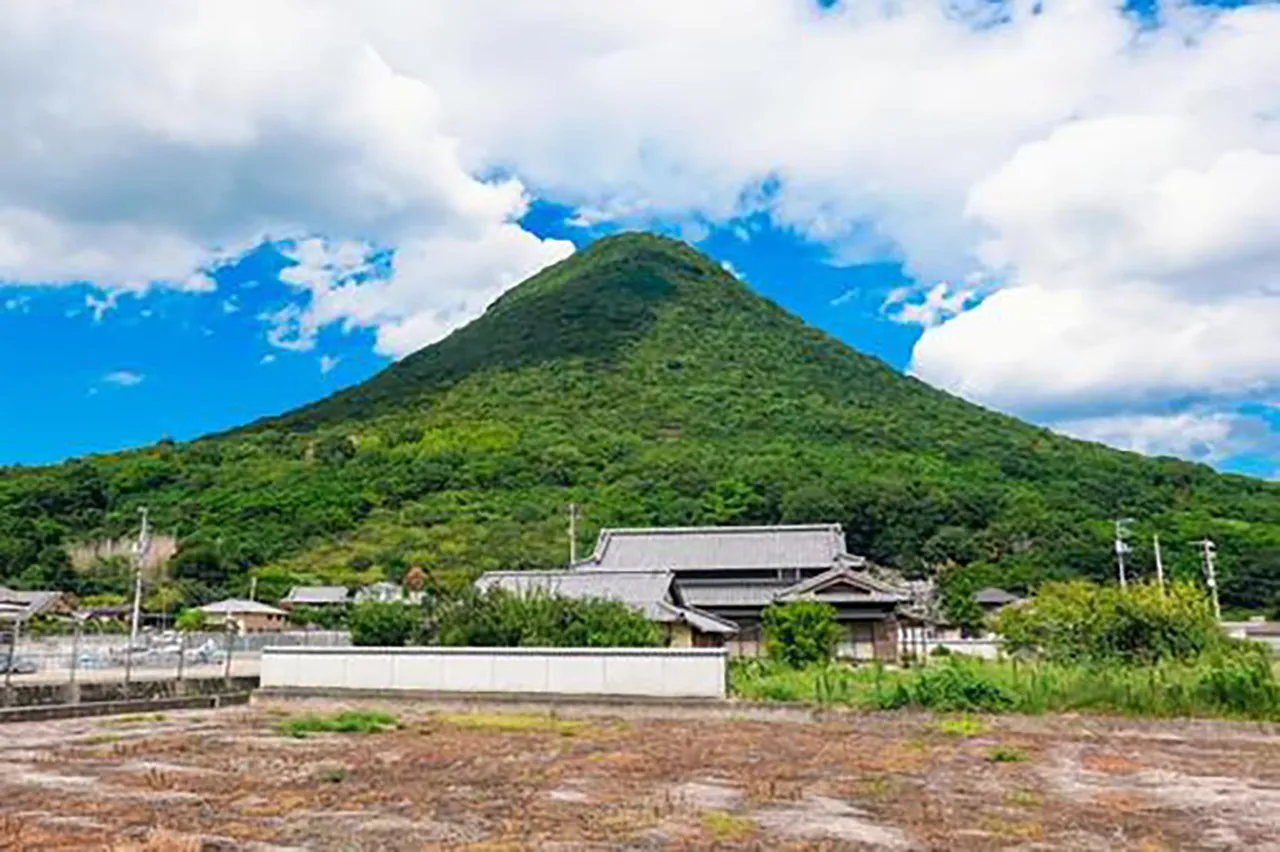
283, 586, 350, 605
580, 524, 851, 572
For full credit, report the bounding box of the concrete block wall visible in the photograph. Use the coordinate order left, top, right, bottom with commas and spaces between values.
260, 646, 728, 699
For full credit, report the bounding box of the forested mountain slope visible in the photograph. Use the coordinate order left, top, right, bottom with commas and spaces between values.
4, 233, 1280, 609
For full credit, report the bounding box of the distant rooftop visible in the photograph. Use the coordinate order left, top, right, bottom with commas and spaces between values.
0, 587, 64, 622
579, 524, 861, 573
199, 599, 287, 616
283, 586, 349, 605
973, 587, 1021, 606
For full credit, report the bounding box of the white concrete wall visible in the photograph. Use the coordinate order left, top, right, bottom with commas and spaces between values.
260, 646, 728, 699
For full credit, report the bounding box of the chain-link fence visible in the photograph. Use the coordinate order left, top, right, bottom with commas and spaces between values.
2, 624, 349, 703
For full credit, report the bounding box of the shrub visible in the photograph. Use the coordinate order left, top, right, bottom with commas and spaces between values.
348, 601, 418, 647
278, 710, 400, 738
879, 658, 1014, 713
986, 746, 1027, 763
994, 579, 1223, 665
761, 601, 840, 668
432, 587, 661, 648
288, 604, 349, 630
174, 608, 206, 633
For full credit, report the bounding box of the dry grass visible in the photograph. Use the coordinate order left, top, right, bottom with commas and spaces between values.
2, 701, 1279, 850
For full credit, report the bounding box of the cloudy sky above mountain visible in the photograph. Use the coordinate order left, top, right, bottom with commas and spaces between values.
1, 0, 1277, 473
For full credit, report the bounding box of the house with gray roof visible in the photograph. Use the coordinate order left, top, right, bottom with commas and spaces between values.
474, 569, 737, 647
0, 587, 68, 624
572, 524, 913, 661
199, 598, 288, 633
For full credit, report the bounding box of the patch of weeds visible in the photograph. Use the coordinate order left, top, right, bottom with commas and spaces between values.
986, 746, 1027, 763
80, 733, 123, 746
931, 715, 989, 738
143, 768, 174, 790
701, 811, 756, 841
433, 712, 584, 736
902, 736, 930, 752
980, 815, 1043, 840
319, 767, 348, 784
277, 710, 401, 739
859, 775, 895, 797
1004, 789, 1041, 808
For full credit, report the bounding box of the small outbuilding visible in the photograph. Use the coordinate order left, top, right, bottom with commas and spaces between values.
199, 599, 288, 633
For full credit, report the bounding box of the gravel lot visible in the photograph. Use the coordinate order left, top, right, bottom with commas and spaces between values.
3, 699, 1280, 849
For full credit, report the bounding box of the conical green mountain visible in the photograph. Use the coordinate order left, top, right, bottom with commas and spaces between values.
4, 233, 1280, 608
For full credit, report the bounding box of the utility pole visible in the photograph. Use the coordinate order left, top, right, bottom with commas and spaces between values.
1153, 534, 1166, 596
567, 503, 580, 566
248, 577, 258, 602
1114, 518, 1134, 588
128, 507, 150, 648
1195, 539, 1221, 620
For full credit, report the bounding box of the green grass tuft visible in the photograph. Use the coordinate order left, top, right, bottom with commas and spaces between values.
986, 746, 1028, 763
277, 710, 401, 739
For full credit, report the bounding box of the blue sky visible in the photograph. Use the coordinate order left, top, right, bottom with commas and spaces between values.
0, 0, 1277, 476
0, 212, 919, 465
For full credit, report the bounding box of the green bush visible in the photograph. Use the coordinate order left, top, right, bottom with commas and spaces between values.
994, 579, 1223, 665
348, 601, 418, 647
761, 601, 840, 668
174, 608, 206, 633
729, 653, 1280, 721
432, 587, 661, 648
876, 657, 1014, 712
278, 710, 400, 738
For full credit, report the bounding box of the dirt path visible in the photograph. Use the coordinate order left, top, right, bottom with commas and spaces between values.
3, 700, 1280, 849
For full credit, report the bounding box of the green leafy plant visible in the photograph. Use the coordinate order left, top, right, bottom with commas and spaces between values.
348, 601, 418, 647
432, 587, 661, 648
277, 710, 400, 738
986, 746, 1027, 763
761, 601, 840, 668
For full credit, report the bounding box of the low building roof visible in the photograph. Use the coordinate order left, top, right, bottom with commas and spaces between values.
283, 586, 350, 605
199, 599, 287, 616
577, 524, 862, 573
973, 587, 1021, 606
0, 587, 65, 622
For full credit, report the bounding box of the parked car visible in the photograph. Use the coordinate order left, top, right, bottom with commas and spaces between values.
0, 656, 38, 674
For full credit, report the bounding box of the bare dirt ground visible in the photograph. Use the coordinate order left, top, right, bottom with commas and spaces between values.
4, 699, 1280, 850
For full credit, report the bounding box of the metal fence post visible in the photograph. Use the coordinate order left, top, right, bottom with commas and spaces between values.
68, 619, 82, 704
2, 621, 16, 707
223, 622, 234, 688
69, 619, 81, 686
176, 632, 186, 682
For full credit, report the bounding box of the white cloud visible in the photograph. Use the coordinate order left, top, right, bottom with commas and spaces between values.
103, 370, 144, 387
720, 261, 744, 281
0, 0, 571, 353
260, 353, 276, 365
1053, 409, 1280, 473
319, 354, 340, 374
2, 0, 1279, 460
85, 291, 120, 322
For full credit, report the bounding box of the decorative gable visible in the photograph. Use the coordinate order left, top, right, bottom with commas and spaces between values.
775, 566, 906, 604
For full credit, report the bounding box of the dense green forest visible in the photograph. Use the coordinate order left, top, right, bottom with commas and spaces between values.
4, 233, 1280, 611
